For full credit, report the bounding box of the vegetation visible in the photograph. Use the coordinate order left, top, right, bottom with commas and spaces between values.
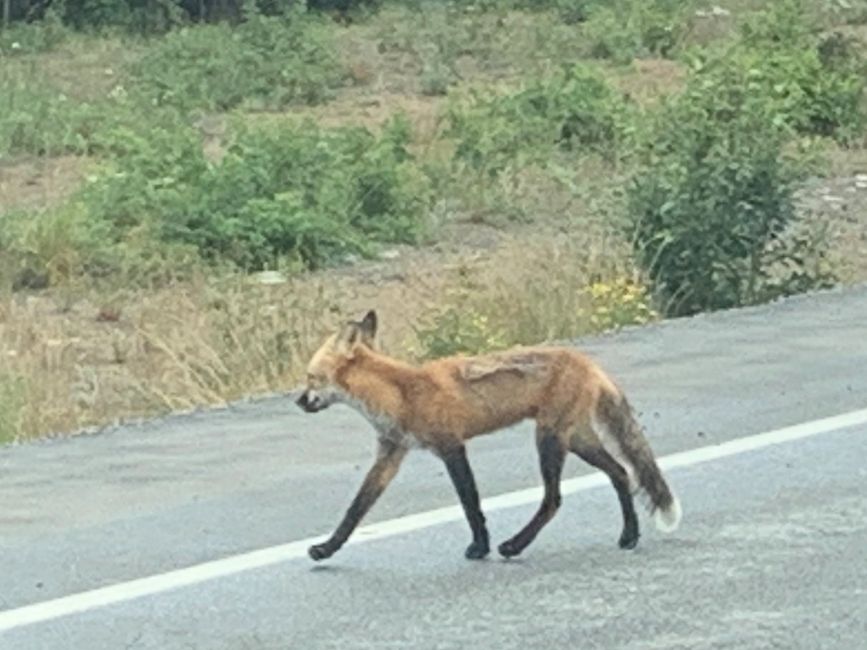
128, 10, 345, 111
447, 64, 634, 175
628, 1, 862, 316
585, 0, 696, 64
1, 0, 866, 440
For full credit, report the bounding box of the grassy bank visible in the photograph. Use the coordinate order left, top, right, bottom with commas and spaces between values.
1, 0, 866, 442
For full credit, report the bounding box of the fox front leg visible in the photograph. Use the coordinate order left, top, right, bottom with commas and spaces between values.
309, 441, 407, 561
441, 445, 490, 560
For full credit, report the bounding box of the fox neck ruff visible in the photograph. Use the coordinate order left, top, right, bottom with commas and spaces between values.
333, 346, 417, 422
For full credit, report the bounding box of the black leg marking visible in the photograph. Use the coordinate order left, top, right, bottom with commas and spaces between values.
498, 433, 565, 558
573, 445, 639, 550
442, 445, 490, 560
309, 441, 406, 561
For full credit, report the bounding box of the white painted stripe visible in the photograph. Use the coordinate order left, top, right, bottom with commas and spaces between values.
2, 407, 866, 633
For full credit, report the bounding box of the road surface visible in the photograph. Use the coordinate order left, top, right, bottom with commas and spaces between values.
1, 285, 866, 649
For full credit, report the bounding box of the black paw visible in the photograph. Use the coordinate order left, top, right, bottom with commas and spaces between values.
308, 542, 335, 561
498, 539, 522, 558
464, 540, 490, 560
618, 531, 639, 550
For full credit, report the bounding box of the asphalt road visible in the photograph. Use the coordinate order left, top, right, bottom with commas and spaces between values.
2, 285, 867, 649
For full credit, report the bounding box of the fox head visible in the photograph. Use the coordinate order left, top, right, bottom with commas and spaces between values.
296, 310, 378, 413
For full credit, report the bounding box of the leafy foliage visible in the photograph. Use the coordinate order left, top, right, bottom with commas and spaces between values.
447, 64, 633, 178
79, 115, 429, 272
128, 10, 344, 111
584, 0, 694, 64
731, 1, 867, 142
628, 53, 836, 317
0, 9, 67, 54
0, 67, 164, 157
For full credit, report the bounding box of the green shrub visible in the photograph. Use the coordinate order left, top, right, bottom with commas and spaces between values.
78, 114, 429, 273
585, 0, 694, 64
731, 1, 866, 142
0, 68, 90, 157
176, 116, 428, 269
0, 10, 68, 54
628, 55, 835, 317
447, 64, 633, 178
0, 64, 189, 158
128, 10, 344, 111
78, 115, 209, 231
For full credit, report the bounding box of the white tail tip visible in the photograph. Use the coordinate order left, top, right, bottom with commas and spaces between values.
653, 494, 682, 533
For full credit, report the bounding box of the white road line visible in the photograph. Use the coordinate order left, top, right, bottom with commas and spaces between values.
2, 407, 866, 633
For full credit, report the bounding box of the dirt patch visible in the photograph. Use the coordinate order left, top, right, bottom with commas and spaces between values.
0, 155, 92, 213
610, 59, 687, 106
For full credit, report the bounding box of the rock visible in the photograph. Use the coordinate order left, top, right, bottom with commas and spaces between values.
252, 271, 287, 285
379, 249, 401, 261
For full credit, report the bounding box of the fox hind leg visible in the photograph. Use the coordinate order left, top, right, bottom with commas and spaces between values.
498, 429, 566, 558
571, 439, 639, 550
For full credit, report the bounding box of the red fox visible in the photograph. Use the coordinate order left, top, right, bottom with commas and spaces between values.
297, 310, 681, 562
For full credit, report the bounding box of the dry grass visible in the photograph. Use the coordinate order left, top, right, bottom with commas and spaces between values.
0, 155, 94, 213
0, 226, 648, 442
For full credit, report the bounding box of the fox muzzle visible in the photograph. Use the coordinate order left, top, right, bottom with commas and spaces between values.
296, 390, 329, 413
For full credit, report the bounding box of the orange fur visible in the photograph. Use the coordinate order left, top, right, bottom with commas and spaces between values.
298, 311, 680, 562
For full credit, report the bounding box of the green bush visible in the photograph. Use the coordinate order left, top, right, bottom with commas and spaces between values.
731, 1, 866, 142
173, 117, 428, 268
0, 65, 187, 158
0, 68, 96, 157
585, 0, 694, 64
128, 9, 344, 111
628, 55, 835, 317
447, 64, 633, 178
77, 116, 209, 235
0, 10, 68, 54
79, 115, 429, 272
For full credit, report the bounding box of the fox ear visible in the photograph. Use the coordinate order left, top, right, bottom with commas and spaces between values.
359, 310, 378, 339
339, 310, 377, 348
